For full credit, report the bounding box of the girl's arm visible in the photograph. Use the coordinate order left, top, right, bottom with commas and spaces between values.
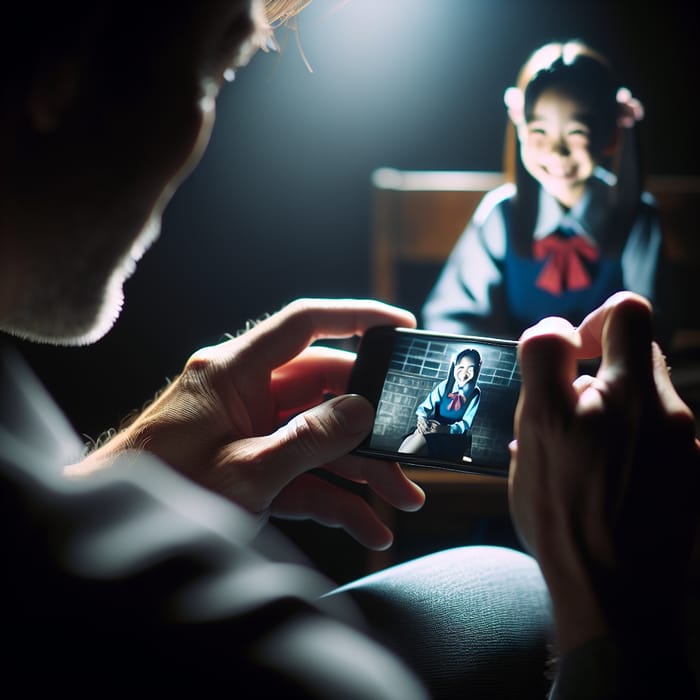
415, 382, 444, 421
422, 186, 513, 335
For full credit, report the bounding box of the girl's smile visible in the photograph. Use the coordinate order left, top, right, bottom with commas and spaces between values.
517, 88, 597, 208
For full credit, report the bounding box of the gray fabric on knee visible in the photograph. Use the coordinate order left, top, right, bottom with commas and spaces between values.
324, 545, 554, 700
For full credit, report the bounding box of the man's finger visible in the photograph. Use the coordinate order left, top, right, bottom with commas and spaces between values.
325, 456, 426, 513
270, 346, 357, 416
598, 293, 654, 394
235, 299, 416, 371
270, 473, 395, 550
518, 316, 579, 421
651, 343, 697, 439
577, 291, 652, 359
217, 394, 377, 511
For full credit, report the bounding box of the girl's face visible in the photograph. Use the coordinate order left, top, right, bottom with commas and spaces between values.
517, 88, 598, 208
454, 361, 475, 385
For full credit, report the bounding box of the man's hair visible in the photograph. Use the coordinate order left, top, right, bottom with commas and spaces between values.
265, 0, 313, 25
1, 2, 313, 104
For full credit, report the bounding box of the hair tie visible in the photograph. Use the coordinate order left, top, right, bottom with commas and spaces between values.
616, 87, 644, 128
504, 86, 525, 125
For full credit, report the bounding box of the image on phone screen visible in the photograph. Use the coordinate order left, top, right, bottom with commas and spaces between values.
349, 327, 521, 477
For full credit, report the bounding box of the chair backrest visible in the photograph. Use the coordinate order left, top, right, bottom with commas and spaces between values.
370, 167, 700, 324
370, 169, 505, 319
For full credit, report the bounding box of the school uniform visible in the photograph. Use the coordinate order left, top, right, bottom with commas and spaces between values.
422, 169, 665, 340
417, 379, 481, 434
399, 379, 481, 461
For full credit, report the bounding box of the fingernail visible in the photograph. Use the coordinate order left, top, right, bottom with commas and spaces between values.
331, 395, 373, 435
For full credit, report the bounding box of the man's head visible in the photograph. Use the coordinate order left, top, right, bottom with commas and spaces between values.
0, 1, 308, 346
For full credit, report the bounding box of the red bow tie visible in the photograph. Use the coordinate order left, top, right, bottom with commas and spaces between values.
447, 391, 465, 411
533, 233, 599, 296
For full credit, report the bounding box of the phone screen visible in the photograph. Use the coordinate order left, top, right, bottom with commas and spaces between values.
348, 327, 520, 477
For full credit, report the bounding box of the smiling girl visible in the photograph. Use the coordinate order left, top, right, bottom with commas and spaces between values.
422, 40, 668, 342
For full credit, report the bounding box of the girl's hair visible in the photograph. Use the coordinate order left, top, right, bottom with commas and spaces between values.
503, 40, 644, 256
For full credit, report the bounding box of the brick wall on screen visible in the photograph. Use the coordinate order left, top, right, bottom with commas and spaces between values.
372, 335, 520, 465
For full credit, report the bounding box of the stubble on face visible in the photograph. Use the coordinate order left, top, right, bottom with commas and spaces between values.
0, 2, 266, 346
0, 211, 162, 346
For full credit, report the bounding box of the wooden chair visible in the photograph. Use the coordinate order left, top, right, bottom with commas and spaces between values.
366, 167, 700, 572
367, 169, 510, 572
370, 168, 506, 319
371, 167, 700, 324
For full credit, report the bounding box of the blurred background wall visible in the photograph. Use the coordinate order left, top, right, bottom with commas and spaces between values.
16, 0, 698, 441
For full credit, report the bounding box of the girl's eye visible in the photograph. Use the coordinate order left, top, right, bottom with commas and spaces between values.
567, 132, 590, 147
568, 125, 590, 137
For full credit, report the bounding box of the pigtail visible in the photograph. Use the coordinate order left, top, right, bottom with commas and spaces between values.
603, 102, 646, 254
502, 86, 541, 257
511, 152, 542, 257
445, 356, 456, 389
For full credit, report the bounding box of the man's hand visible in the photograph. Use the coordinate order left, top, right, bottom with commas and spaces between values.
72, 299, 426, 550
509, 292, 700, 655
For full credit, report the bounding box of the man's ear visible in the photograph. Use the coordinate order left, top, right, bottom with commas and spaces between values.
26, 59, 80, 133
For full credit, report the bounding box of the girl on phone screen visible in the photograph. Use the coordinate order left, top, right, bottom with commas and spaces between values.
399, 348, 482, 462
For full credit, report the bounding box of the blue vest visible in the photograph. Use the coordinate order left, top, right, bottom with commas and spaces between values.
502, 203, 624, 329
436, 385, 479, 425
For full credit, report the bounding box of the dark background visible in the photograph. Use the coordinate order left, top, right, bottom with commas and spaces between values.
9, 0, 699, 576
17, 0, 698, 439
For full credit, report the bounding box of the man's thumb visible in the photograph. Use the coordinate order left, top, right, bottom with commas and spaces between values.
271, 394, 375, 477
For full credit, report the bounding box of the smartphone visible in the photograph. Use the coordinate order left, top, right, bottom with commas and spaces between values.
347, 326, 520, 477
